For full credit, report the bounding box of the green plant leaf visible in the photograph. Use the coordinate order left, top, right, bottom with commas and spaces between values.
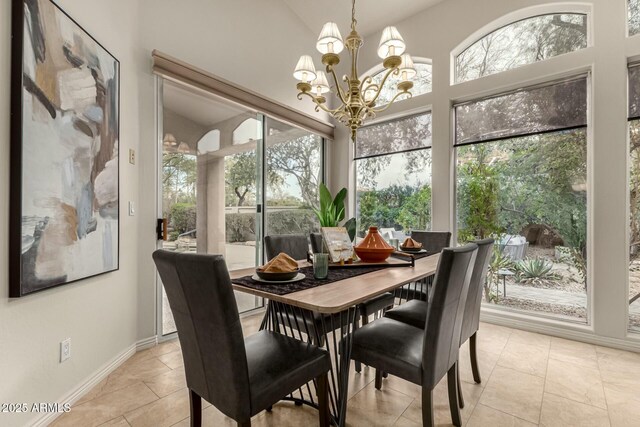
344, 217, 357, 242
319, 183, 332, 215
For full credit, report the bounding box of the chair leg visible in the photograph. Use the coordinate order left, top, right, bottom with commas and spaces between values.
317, 372, 330, 427
237, 422, 251, 427
456, 363, 465, 409
354, 314, 362, 373
470, 332, 481, 384
375, 369, 383, 390
447, 363, 462, 427
189, 389, 202, 427
421, 387, 435, 427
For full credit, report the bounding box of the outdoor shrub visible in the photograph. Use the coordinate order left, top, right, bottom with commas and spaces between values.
266, 209, 319, 236
170, 203, 196, 234
515, 258, 558, 284
486, 245, 513, 303
226, 213, 255, 243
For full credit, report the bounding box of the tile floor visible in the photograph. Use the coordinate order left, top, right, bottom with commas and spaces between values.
50, 313, 640, 427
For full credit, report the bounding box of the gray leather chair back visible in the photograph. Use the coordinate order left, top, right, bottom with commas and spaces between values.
410, 231, 452, 254
422, 243, 477, 389
310, 233, 323, 254
264, 234, 309, 260
152, 250, 251, 421
460, 238, 494, 343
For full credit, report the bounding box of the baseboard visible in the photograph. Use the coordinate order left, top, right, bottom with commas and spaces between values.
31, 336, 157, 427
481, 309, 640, 352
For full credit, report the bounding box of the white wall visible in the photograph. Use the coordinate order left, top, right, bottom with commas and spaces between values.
330, 0, 640, 346
0, 1, 142, 426
0, 1, 326, 426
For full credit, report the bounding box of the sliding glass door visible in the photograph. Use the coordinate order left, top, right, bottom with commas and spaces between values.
156, 80, 325, 337
158, 80, 264, 335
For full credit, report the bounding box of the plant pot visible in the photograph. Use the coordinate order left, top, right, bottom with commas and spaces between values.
354, 226, 395, 263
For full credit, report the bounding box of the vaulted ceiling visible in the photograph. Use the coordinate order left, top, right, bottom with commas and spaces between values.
282, 0, 446, 38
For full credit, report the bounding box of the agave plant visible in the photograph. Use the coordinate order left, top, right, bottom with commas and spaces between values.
313, 183, 356, 241
515, 258, 557, 284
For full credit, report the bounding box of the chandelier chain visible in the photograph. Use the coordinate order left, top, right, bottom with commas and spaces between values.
351, 0, 357, 31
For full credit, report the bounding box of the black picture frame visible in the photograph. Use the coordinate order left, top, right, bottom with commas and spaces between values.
10, 0, 120, 297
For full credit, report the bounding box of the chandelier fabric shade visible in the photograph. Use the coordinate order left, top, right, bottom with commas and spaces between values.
293, 55, 317, 83
377, 26, 406, 59
317, 22, 344, 54
399, 54, 417, 80
294, 0, 416, 141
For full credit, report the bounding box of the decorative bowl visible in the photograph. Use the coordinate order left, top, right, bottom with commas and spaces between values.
255, 269, 299, 281
354, 226, 395, 263
399, 246, 423, 253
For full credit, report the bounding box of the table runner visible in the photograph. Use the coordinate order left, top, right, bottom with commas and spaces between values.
231, 265, 387, 296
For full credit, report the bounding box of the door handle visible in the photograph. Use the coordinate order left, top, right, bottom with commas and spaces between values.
156, 218, 168, 241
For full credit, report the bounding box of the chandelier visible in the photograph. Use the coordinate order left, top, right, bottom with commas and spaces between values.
293, 0, 416, 141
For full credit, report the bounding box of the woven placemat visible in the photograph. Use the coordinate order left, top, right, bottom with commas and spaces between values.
232, 265, 387, 296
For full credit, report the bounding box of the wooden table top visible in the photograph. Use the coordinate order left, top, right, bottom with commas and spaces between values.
230, 254, 440, 314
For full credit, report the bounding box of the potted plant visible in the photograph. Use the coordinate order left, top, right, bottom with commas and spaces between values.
313, 183, 357, 242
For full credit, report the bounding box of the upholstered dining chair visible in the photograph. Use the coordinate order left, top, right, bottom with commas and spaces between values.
264, 234, 310, 261
384, 238, 495, 408
349, 244, 478, 427
394, 230, 452, 302
153, 250, 331, 427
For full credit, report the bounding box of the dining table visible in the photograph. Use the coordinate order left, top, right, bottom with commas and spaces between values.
230, 252, 440, 427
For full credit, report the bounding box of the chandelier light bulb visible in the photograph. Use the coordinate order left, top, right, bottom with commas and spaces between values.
293, 55, 317, 83
317, 22, 344, 54
312, 71, 330, 95
399, 54, 417, 80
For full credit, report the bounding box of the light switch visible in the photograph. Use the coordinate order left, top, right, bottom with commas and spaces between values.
129, 201, 135, 216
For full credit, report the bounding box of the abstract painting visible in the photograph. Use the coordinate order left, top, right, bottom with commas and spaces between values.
10, 0, 119, 297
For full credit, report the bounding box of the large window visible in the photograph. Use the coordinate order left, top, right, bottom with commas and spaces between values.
630, 0, 640, 36
629, 64, 640, 331
355, 113, 432, 238
367, 61, 432, 106
455, 13, 587, 83
455, 77, 588, 323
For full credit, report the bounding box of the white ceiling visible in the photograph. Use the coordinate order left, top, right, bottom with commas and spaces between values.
282, 0, 446, 38
163, 80, 250, 127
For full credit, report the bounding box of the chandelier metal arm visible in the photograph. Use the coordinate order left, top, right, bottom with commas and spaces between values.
296, 91, 347, 115
326, 66, 350, 105
365, 66, 400, 106
370, 91, 413, 114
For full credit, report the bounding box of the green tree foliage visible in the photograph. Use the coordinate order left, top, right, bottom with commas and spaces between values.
457, 156, 502, 242
357, 185, 430, 234
224, 150, 282, 207
397, 185, 432, 231
170, 203, 196, 235
266, 135, 322, 209
163, 153, 197, 214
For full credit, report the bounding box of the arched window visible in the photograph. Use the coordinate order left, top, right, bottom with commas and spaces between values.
455, 13, 587, 83
366, 61, 432, 106
197, 129, 220, 155
233, 118, 262, 145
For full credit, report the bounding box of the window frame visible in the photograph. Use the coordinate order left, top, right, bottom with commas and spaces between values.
352, 108, 434, 234
450, 4, 593, 85
451, 72, 593, 325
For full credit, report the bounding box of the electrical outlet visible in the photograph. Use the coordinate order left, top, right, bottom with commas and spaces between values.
129, 149, 135, 165
60, 338, 71, 363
